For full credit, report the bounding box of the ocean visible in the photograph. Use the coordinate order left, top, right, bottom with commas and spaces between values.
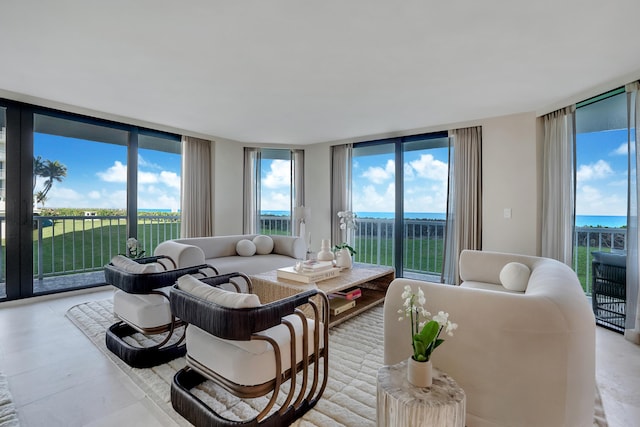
261, 211, 627, 228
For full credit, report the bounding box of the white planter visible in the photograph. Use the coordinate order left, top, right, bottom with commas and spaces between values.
335, 248, 353, 268
407, 357, 433, 387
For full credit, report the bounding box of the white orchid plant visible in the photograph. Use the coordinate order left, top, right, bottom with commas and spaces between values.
398, 285, 458, 362
335, 211, 358, 255
124, 237, 145, 259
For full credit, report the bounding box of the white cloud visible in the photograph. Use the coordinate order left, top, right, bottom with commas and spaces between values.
611, 142, 635, 156
362, 160, 395, 184
353, 183, 395, 212
159, 171, 181, 190
576, 160, 613, 183
408, 154, 448, 182
97, 161, 127, 183
261, 191, 290, 210
576, 184, 626, 216
88, 191, 101, 199
263, 160, 291, 189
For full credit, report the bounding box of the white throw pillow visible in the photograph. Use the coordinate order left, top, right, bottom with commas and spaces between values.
236, 239, 257, 257
110, 255, 162, 274
253, 235, 274, 255
177, 275, 261, 308
499, 262, 531, 292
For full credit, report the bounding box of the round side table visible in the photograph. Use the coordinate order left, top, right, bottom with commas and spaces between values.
376, 360, 466, 427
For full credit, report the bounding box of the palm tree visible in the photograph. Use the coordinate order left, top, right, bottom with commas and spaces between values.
39, 160, 67, 201
33, 155, 45, 192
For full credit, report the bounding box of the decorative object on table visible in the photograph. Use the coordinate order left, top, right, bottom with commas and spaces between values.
123, 237, 145, 259
293, 206, 312, 256
276, 265, 341, 283
398, 284, 458, 387
317, 238, 335, 261
335, 211, 357, 267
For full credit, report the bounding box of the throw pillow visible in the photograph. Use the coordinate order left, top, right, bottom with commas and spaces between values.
253, 235, 274, 255
110, 255, 162, 274
499, 262, 530, 292
177, 274, 261, 308
236, 239, 257, 257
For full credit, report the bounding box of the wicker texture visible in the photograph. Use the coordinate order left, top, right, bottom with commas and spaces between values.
592, 260, 626, 332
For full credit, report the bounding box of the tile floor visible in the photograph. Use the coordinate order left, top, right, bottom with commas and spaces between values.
0, 287, 639, 427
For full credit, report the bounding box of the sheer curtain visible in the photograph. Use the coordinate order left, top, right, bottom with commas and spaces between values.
330, 144, 352, 245
442, 127, 483, 285
291, 149, 305, 236
626, 82, 640, 344
542, 106, 576, 265
180, 136, 212, 237
243, 148, 261, 234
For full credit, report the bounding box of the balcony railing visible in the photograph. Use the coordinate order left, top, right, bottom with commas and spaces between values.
0, 214, 627, 296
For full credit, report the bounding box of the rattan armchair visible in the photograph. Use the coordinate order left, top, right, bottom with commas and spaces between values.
104, 255, 247, 368
591, 251, 627, 332
169, 275, 329, 427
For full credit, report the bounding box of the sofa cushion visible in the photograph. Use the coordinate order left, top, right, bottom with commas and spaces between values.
177, 274, 261, 308
236, 239, 257, 257
110, 255, 163, 274
206, 254, 296, 275
499, 262, 530, 292
253, 235, 274, 255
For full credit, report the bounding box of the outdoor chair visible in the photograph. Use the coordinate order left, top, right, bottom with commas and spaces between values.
169, 273, 329, 427
591, 251, 627, 332
104, 255, 249, 368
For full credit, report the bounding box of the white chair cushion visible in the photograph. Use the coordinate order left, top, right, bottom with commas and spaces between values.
235, 239, 256, 257
499, 262, 530, 292
177, 274, 261, 308
253, 235, 274, 255
113, 286, 172, 329
111, 255, 163, 274
186, 314, 323, 386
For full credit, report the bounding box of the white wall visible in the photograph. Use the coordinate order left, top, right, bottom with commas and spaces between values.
211, 139, 245, 235
481, 112, 540, 255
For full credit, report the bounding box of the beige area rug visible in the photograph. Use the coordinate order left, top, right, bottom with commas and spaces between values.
0, 373, 20, 427
67, 300, 608, 426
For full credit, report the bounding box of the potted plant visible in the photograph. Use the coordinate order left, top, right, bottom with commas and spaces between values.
335, 211, 357, 268
398, 285, 458, 387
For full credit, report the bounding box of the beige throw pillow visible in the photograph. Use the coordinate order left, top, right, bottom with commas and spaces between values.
499, 262, 531, 292
110, 255, 162, 274
177, 274, 261, 308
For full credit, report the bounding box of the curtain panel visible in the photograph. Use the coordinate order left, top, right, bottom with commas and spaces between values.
243, 148, 261, 234
180, 136, 212, 238
626, 82, 640, 344
330, 144, 352, 246
442, 126, 483, 285
292, 149, 305, 236
541, 106, 576, 265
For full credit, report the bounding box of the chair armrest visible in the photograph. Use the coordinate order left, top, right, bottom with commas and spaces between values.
170, 286, 321, 340
104, 263, 218, 294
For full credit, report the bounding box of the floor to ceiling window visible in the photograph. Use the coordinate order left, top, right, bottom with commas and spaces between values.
352, 132, 449, 278
260, 149, 293, 235
1, 100, 181, 301
0, 106, 6, 299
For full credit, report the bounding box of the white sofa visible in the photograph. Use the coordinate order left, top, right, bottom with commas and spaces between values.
383, 250, 596, 427
154, 234, 305, 275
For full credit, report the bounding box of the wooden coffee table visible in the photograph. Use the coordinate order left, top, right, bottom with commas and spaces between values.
250, 264, 395, 327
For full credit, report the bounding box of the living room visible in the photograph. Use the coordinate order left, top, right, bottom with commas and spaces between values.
1, 1, 640, 426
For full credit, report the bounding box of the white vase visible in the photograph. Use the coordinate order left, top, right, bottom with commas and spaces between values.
317, 239, 334, 261
335, 248, 353, 268
407, 357, 432, 387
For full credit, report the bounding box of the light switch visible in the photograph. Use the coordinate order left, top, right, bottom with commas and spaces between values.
504, 208, 512, 219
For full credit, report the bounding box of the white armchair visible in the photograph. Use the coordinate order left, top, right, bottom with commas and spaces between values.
383, 250, 596, 427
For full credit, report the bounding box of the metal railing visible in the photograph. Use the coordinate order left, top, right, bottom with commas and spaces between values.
0, 214, 627, 295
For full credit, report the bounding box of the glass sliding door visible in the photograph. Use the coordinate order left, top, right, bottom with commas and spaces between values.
33, 113, 129, 294
137, 132, 182, 255
351, 132, 449, 278
0, 107, 6, 299
402, 135, 449, 280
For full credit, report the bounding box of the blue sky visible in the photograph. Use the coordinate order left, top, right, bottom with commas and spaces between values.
34, 134, 181, 211
34, 129, 633, 217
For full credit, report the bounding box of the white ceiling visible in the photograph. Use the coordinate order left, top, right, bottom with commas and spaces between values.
1, 0, 640, 145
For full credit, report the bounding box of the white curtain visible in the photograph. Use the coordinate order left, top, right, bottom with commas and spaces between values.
243, 148, 261, 234
291, 149, 305, 236
180, 136, 212, 238
625, 82, 640, 344
330, 144, 352, 246
542, 106, 576, 265
442, 127, 483, 285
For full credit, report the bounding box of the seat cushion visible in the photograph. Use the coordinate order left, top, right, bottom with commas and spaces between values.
187, 314, 323, 386
110, 255, 163, 274
113, 286, 173, 330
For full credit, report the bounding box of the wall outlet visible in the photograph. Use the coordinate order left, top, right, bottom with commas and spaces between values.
504, 208, 512, 219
